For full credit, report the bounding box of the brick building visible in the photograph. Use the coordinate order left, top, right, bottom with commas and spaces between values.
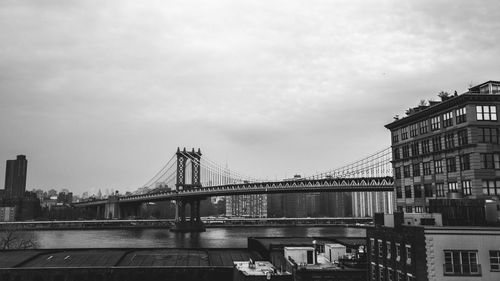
385, 81, 500, 216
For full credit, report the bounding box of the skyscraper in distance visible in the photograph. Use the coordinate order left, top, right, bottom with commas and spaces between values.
4, 155, 27, 199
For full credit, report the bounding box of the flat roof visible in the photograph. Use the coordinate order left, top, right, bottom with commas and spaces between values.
385, 93, 500, 129
0, 248, 262, 269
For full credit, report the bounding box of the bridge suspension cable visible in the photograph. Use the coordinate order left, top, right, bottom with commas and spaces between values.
304, 147, 393, 180
178, 150, 263, 187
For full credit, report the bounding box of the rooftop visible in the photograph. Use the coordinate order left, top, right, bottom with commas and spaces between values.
385, 80, 500, 129
0, 248, 262, 269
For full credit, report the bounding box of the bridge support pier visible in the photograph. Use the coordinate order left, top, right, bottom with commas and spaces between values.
171, 148, 205, 232
104, 196, 121, 219
171, 199, 205, 233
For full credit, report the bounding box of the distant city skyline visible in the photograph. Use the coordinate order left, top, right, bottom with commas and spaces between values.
1, 1, 500, 194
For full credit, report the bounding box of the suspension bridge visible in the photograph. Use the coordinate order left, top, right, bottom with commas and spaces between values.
73, 147, 394, 232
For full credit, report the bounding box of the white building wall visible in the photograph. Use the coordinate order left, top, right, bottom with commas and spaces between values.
425, 228, 500, 281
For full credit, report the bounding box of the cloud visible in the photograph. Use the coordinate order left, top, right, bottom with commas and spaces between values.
1, 0, 500, 192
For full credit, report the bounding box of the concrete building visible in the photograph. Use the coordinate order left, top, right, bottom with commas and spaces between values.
0, 206, 15, 221
367, 212, 500, 281
225, 194, 267, 218
352, 191, 393, 217
385, 80, 500, 217
4, 155, 27, 199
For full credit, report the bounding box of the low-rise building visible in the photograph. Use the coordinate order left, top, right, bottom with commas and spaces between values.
367, 212, 500, 281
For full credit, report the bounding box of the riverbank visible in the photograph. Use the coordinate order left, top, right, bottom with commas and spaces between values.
0, 218, 371, 231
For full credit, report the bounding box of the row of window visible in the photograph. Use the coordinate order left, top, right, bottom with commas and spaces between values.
370, 239, 412, 265
396, 180, 500, 198
370, 263, 415, 281
393, 105, 497, 143
394, 130, 469, 160
396, 181, 472, 199
371, 250, 500, 280
396, 205, 425, 213
394, 155, 470, 179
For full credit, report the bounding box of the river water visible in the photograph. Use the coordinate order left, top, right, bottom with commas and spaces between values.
30, 226, 365, 249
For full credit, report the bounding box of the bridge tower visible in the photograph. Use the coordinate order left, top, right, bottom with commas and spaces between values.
171, 147, 206, 232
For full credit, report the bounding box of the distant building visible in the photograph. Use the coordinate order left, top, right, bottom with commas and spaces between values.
4, 155, 27, 199
385, 80, 500, 216
0, 206, 15, 221
226, 194, 267, 218
57, 192, 73, 204
352, 191, 393, 217
319, 192, 352, 217
1, 155, 41, 220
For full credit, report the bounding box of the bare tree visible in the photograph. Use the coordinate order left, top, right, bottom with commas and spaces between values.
0, 226, 37, 250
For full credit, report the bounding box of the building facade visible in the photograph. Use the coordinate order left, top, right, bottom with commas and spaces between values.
385, 81, 500, 214
4, 155, 27, 199
225, 194, 267, 217
352, 191, 394, 217
367, 213, 500, 281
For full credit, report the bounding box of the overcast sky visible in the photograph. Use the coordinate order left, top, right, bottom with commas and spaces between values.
1, 0, 500, 195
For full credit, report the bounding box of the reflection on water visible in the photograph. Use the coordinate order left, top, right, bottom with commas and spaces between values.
33, 226, 365, 249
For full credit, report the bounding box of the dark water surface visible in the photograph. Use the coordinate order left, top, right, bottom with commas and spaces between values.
32, 226, 365, 248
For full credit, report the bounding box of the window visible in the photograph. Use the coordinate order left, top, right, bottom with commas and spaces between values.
456, 107, 466, 124
396, 186, 403, 198
424, 184, 433, 197
490, 251, 500, 271
460, 154, 470, 170
403, 166, 411, 178
402, 145, 410, 158
394, 148, 400, 160
436, 183, 445, 197
482, 180, 500, 196
405, 245, 412, 265
493, 84, 500, 94
386, 242, 392, 259
410, 123, 418, 137
448, 182, 458, 192
370, 263, 376, 280
387, 268, 394, 281
414, 206, 423, 213
444, 133, 455, 149
423, 162, 432, 175
411, 142, 419, 156
379, 265, 385, 281
481, 153, 500, 169
431, 116, 441, 130
370, 238, 375, 256
378, 239, 384, 258
462, 180, 472, 196
405, 186, 412, 198
457, 129, 468, 146
392, 131, 399, 143
405, 206, 413, 213
395, 167, 401, 179
421, 139, 430, 154
476, 105, 497, 121
444, 250, 480, 276
480, 127, 499, 143
412, 163, 420, 177
414, 184, 422, 198
434, 160, 443, 174
446, 157, 456, 173
401, 127, 408, 140
432, 136, 442, 152
419, 120, 428, 134
443, 111, 453, 127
